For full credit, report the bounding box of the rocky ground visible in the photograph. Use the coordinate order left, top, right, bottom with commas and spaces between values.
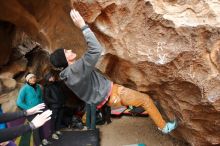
98, 116, 189, 146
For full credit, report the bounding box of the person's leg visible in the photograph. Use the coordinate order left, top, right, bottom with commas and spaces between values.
108, 84, 176, 133
56, 108, 63, 130
54, 108, 63, 135
90, 104, 96, 129
86, 104, 96, 130
27, 115, 41, 146
39, 123, 53, 145
50, 108, 56, 134
51, 108, 59, 140
103, 104, 111, 124
39, 126, 45, 141
86, 104, 91, 129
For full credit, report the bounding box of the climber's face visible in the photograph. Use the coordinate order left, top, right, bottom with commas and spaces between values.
64, 49, 77, 64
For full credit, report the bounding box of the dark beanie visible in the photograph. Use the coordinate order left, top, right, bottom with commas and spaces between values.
50, 48, 68, 68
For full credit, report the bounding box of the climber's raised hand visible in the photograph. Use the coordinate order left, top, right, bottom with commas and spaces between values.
70, 9, 86, 29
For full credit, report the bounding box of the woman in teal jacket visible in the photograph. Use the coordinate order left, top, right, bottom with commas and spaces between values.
17, 74, 43, 110
16, 73, 50, 146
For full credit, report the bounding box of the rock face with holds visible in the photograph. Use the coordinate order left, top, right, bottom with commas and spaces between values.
0, 0, 220, 145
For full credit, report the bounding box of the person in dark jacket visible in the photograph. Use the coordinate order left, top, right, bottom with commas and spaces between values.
43, 72, 65, 139
0, 103, 52, 143
49, 9, 177, 134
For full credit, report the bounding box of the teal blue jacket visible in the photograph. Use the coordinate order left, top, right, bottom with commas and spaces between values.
16, 83, 43, 110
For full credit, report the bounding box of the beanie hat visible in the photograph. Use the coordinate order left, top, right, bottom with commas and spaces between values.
25, 73, 35, 82
50, 48, 68, 68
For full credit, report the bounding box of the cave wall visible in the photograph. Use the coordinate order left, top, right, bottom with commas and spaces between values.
0, 0, 220, 145
0, 0, 87, 66
0, 21, 15, 65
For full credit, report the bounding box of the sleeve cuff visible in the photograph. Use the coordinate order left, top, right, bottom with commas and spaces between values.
29, 122, 36, 130
23, 110, 28, 116
81, 24, 89, 32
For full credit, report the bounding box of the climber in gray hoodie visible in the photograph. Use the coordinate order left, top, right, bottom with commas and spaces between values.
49, 9, 177, 134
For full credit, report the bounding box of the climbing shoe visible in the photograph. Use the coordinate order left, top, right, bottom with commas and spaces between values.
161, 120, 177, 134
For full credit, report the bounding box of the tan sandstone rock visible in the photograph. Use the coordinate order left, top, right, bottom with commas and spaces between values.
0, 0, 220, 145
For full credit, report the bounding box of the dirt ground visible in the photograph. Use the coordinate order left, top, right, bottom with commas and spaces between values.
98, 116, 189, 146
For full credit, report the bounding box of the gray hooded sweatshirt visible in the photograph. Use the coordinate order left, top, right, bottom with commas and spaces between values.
59, 27, 111, 105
